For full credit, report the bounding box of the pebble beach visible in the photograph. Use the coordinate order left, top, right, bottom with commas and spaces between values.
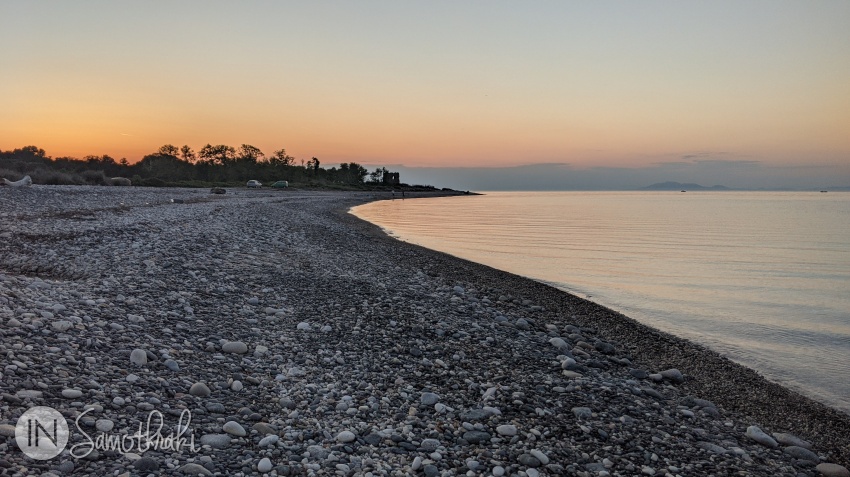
0, 186, 848, 477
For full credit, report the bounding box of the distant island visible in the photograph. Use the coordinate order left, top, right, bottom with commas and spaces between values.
641, 181, 731, 191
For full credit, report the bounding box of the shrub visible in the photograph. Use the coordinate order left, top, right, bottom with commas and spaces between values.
138, 177, 167, 187
80, 170, 111, 185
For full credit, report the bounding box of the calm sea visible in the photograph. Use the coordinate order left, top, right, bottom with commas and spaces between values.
352, 191, 850, 414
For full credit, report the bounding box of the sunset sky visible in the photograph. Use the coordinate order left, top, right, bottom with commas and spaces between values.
2, 1, 849, 187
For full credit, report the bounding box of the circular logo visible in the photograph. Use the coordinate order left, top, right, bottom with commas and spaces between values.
15, 406, 69, 460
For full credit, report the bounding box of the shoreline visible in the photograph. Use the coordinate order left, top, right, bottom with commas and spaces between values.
0, 186, 847, 475
342, 193, 850, 464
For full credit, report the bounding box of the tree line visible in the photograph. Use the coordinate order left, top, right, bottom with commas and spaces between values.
0, 144, 396, 187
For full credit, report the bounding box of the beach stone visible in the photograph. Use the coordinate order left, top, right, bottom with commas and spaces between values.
133, 457, 159, 472
61, 389, 83, 399
253, 422, 277, 435
0, 424, 16, 437
421, 392, 440, 405
297, 322, 311, 331
337, 430, 356, 443
518, 453, 541, 467
493, 466, 505, 476
52, 320, 72, 332
594, 340, 615, 354
816, 463, 850, 477
96, 419, 114, 432
259, 435, 279, 447
16, 390, 43, 399
130, 348, 147, 366
784, 445, 819, 462
697, 441, 727, 454
773, 432, 813, 449
222, 341, 248, 354
746, 425, 778, 448
164, 359, 179, 371
424, 464, 439, 477
411, 456, 422, 471
462, 430, 491, 443
247, 297, 259, 305
8, 318, 22, 327
231, 380, 243, 391
421, 438, 440, 451
189, 382, 211, 397
549, 337, 569, 350
573, 407, 592, 419
530, 449, 549, 465
660, 368, 684, 383
200, 434, 231, 449
222, 421, 246, 437
179, 463, 213, 475
257, 457, 273, 473
630, 369, 648, 379
496, 424, 517, 436
515, 318, 530, 330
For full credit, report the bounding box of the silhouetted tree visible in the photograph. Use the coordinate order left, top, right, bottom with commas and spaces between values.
198, 144, 236, 166
180, 145, 196, 163
270, 149, 293, 166
157, 144, 180, 157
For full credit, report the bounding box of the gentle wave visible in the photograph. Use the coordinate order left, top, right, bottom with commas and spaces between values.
353, 191, 850, 413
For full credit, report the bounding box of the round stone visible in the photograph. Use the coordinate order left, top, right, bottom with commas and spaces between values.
96, 419, 114, 432
222, 421, 246, 437
518, 453, 541, 467
462, 430, 491, 443
130, 349, 148, 366
189, 382, 211, 397
61, 389, 83, 399
257, 457, 273, 473
231, 380, 243, 391
660, 368, 684, 383
297, 322, 311, 331
496, 424, 517, 436
746, 425, 778, 448
52, 320, 72, 332
420, 392, 440, 406
815, 463, 850, 477
530, 449, 549, 465
222, 341, 248, 354
336, 430, 356, 443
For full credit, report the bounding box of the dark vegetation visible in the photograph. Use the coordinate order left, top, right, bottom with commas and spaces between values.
0, 144, 435, 190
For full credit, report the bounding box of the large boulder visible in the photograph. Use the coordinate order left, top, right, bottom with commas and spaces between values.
3, 175, 32, 187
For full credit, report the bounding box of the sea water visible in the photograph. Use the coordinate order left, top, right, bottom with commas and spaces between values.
352, 191, 850, 413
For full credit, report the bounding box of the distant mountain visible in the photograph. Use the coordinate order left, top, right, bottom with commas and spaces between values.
641, 181, 731, 191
